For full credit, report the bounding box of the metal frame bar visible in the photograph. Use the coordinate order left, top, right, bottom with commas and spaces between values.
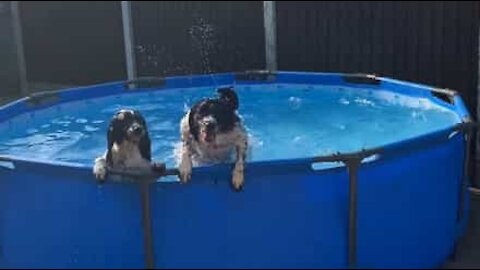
121, 1, 137, 80
10, 1, 28, 96
263, 1, 277, 71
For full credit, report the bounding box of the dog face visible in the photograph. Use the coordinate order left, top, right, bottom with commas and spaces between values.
188, 87, 240, 145
106, 109, 151, 164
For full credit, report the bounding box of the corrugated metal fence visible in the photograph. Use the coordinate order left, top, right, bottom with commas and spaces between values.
277, 1, 480, 115
12, 1, 479, 115
19, 1, 126, 85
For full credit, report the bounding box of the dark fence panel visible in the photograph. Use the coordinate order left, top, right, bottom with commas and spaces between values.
277, 1, 480, 115
20, 1, 126, 85
132, 1, 265, 77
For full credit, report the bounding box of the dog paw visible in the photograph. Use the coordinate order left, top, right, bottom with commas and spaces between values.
178, 158, 192, 183
231, 170, 244, 191
93, 164, 107, 182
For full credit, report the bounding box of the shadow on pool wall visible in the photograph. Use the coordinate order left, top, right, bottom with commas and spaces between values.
0, 71, 476, 269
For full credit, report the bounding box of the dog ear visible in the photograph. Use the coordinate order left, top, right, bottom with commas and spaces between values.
217, 86, 239, 110
132, 110, 152, 161
188, 107, 200, 141
106, 117, 123, 165
139, 128, 152, 161
106, 122, 115, 165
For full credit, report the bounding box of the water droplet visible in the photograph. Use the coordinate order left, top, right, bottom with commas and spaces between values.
288, 97, 302, 110
76, 119, 88, 124
339, 98, 350, 105
84, 125, 99, 132
26, 128, 39, 134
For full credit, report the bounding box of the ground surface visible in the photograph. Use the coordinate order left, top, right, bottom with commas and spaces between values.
444, 189, 480, 269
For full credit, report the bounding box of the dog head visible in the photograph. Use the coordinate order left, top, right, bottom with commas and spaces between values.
106, 109, 151, 164
188, 86, 240, 144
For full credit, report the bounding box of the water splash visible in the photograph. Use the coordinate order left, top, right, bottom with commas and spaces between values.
188, 15, 218, 79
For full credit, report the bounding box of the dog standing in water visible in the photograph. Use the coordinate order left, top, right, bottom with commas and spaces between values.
93, 109, 163, 181
178, 87, 248, 191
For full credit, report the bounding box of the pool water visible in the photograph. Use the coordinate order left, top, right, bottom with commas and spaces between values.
0, 84, 460, 167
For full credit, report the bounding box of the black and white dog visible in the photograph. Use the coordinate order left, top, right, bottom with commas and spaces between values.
178, 86, 248, 191
93, 109, 160, 181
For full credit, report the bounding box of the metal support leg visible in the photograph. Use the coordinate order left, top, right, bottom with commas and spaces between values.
457, 118, 479, 224
140, 179, 155, 269
346, 159, 361, 268
312, 149, 381, 268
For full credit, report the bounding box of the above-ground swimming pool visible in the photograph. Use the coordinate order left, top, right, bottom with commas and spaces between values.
0, 71, 475, 268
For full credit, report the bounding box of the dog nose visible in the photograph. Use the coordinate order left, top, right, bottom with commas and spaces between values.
205, 122, 215, 130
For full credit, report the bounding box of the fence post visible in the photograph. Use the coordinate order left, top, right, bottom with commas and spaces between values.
11, 1, 28, 96
476, 25, 480, 189
121, 1, 137, 80
264, 1, 277, 72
